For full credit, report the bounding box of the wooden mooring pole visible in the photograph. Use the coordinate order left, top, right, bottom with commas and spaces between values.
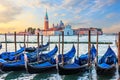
118, 32, 120, 66
24, 33, 26, 49
14, 32, 17, 53
96, 31, 99, 64
58, 34, 60, 55
41, 35, 43, 46
23, 33, 28, 72
77, 34, 79, 58
48, 35, 50, 51
5, 33, 7, 52
37, 33, 40, 62
27, 34, 29, 47
88, 30, 91, 66
62, 32, 64, 66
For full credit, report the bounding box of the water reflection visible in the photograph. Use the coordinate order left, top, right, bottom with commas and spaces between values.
62, 75, 79, 80
33, 72, 57, 80
5, 71, 25, 80
0, 72, 11, 80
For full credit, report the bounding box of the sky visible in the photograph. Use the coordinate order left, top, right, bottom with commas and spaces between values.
0, 0, 120, 33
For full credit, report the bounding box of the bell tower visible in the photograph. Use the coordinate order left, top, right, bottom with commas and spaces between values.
44, 9, 49, 30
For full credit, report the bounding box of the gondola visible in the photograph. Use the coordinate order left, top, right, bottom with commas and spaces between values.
95, 46, 117, 75
75, 44, 96, 65
0, 46, 25, 61
1, 42, 49, 62
58, 44, 97, 75
26, 45, 76, 74
0, 45, 58, 71
58, 45, 76, 63
24, 42, 49, 52
19, 44, 56, 62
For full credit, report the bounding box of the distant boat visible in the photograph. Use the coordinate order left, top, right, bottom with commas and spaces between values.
95, 46, 117, 75
26, 45, 76, 74
58, 44, 97, 75
0, 45, 58, 71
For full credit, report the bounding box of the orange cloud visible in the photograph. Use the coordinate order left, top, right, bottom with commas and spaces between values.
103, 23, 120, 33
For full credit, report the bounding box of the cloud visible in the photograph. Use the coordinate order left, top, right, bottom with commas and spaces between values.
54, 13, 66, 17
106, 13, 117, 19
0, 0, 22, 23
16, 0, 62, 10
103, 23, 120, 33
86, 0, 116, 15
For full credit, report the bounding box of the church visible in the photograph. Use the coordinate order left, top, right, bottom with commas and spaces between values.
36, 10, 103, 36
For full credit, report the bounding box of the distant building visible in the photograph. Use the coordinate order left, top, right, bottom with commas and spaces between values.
74, 27, 103, 35
34, 9, 103, 36
64, 25, 74, 36
54, 31, 62, 36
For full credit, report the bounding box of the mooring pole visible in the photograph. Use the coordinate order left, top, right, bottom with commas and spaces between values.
58, 34, 60, 55
48, 35, 50, 51
118, 32, 120, 66
23, 33, 28, 72
24, 33, 26, 49
5, 33, 7, 52
41, 35, 43, 46
27, 34, 29, 47
62, 32, 64, 66
14, 32, 17, 53
88, 30, 91, 66
77, 34, 79, 58
96, 31, 99, 64
37, 33, 40, 62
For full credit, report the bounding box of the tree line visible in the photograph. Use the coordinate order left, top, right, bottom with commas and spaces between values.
26, 27, 41, 34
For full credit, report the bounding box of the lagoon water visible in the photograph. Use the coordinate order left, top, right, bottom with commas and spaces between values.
0, 34, 119, 80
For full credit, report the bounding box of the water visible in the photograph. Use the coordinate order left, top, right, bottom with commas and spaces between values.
0, 34, 119, 80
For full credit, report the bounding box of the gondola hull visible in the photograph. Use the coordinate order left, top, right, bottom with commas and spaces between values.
119, 65, 120, 74
95, 64, 116, 75
58, 64, 89, 75
27, 62, 56, 74
1, 64, 25, 71
95, 46, 117, 75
